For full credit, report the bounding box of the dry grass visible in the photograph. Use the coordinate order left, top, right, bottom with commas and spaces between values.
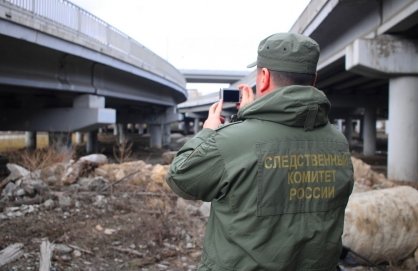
113, 140, 133, 163
5, 146, 74, 171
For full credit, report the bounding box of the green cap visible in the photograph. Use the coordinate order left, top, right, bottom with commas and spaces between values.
247, 33, 320, 75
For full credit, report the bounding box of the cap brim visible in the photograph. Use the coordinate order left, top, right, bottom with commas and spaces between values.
246, 61, 257, 68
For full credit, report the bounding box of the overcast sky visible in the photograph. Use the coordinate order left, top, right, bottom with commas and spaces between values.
69, 0, 310, 93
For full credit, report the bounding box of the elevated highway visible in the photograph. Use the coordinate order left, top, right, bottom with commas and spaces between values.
179, 0, 418, 182
0, 0, 187, 149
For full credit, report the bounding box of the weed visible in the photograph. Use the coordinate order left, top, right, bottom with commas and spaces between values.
5, 147, 73, 171
113, 140, 133, 163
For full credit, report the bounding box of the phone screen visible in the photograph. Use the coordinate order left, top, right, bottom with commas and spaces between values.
220, 89, 240, 103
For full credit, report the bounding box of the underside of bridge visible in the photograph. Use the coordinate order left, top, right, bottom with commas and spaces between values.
293, 0, 418, 182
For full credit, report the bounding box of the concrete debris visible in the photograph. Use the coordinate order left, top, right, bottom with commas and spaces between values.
199, 202, 211, 218
0, 243, 24, 267
39, 239, 54, 271
39, 162, 66, 186
5, 163, 30, 180
79, 154, 108, 165
343, 186, 418, 264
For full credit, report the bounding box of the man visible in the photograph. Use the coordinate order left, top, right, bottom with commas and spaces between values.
166, 33, 353, 270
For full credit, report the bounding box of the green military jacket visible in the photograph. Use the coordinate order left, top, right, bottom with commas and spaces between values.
167, 85, 354, 271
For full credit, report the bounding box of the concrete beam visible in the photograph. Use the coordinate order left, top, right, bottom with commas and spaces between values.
346, 35, 418, 77
0, 108, 115, 132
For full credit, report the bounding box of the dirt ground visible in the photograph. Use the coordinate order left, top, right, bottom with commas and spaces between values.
0, 183, 206, 271
0, 134, 207, 271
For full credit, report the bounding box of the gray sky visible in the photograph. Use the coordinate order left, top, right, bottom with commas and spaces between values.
69, 0, 311, 93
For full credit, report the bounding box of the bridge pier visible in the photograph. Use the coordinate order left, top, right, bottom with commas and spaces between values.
86, 130, 98, 154
388, 76, 418, 182
193, 118, 201, 134
25, 131, 37, 150
363, 107, 376, 156
344, 116, 353, 146
74, 132, 83, 145
116, 123, 126, 144
149, 124, 163, 149
347, 35, 418, 182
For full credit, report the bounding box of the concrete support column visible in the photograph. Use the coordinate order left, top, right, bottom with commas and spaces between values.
137, 124, 144, 135
193, 118, 200, 134
74, 132, 83, 145
48, 132, 70, 148
363, 107, 376, 156
336, 119, 343, 132
388, 76, 418, 182
116, 123, 126, 144
359, 118, 364, 140
86, 130, 98, 154
25, 131, 37, 150
162, 124, 171, 147
149, 124, 162, 149
183, 119, 191, 135
344, 116, 353, 145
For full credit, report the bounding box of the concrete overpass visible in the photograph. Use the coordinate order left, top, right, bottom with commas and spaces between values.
0, 0, 187, 149
179, 0, 418, 183
181, 69, 250, 84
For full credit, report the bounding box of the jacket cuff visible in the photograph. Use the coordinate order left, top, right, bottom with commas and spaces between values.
166, 174, 197, 200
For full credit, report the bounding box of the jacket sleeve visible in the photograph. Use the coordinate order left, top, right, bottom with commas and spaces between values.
166, 128, 227, 202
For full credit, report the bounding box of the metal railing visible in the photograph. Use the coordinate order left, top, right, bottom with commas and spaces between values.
2, 0, 186, 89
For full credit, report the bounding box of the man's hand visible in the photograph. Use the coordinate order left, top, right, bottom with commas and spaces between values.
237, 84, 255, 109
203, 100, 224, 130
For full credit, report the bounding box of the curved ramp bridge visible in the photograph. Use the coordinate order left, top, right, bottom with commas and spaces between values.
0, 0, 187, 151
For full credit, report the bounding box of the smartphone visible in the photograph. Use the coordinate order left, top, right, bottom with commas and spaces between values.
219, 88, 240, 103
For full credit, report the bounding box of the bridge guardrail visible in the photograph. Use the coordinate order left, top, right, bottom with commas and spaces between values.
2, 0, 186, 90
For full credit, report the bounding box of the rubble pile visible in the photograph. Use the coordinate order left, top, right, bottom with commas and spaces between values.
0, 153, 206, 270
0, 153, 416, 270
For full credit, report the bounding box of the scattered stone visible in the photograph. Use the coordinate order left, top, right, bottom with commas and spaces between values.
21, 179, 48, 196
104, 228, 117, 235
62, 155, 107, 185
93, 195, 107, 209
54, 244, 72, 254
5, 164, 30, 180
58, 195, 72, 208
43, 199, 55, 209
199, 202, 211, 218
1, 182, 16, 197
14, 188, 25, 197
79, 154, 108, 165
72, 250, 81, 258
60, 254, 71, 262
156, 263, 168, 270
4, 205, 39, 218
39, 163, 66, 186
86, 177, 108, 192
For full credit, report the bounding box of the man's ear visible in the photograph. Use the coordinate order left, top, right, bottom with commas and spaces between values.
259, 68, 270, 94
